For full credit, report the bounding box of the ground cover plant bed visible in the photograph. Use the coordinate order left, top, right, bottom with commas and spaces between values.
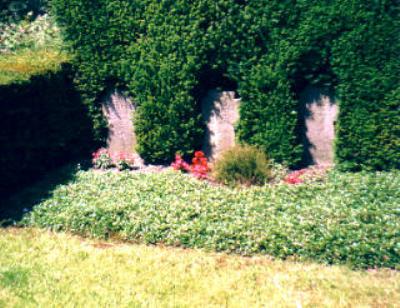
20, 170, 400, 269
0, 228, 399, 307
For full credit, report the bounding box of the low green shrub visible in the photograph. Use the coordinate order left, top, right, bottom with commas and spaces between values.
91, 148, 113, 170
213, 145, 272, 186
91, 148, 135, 171
21, 170, 400, 269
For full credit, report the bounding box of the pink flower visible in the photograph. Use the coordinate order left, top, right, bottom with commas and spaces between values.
171, 155, 190, 172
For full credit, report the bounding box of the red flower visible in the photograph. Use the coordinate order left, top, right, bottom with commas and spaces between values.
194, 151, 205, 158
171, 151, 209, 180
284, 171, 304, 185
284, 175, 303, 184
200, 157, 208, 167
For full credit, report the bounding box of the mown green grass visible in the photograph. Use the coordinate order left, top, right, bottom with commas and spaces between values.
0, 49, 69, 85
0, 228, 399, 307
20, 169, 400, 269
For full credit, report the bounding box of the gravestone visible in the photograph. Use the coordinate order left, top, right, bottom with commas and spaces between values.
300, 86, 338, 166
201, 89, 241, 161
101, 90, 144, 166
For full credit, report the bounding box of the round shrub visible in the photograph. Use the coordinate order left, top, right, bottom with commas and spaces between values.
213, 145, 272, 186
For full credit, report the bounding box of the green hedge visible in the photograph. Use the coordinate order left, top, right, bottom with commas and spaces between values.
0, 66, 95, 198
51, 0, 399, 169
22, 170, 400, 269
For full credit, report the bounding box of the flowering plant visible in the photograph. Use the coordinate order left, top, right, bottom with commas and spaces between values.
92, 148, 113, 170
113, 152, 135, 171
171, 151, 209, 180
190, 151, 209, 179
171, 154, 190, 172
284, 169, 306, 185
92, 148, 135, 170
284, 167, 328, 185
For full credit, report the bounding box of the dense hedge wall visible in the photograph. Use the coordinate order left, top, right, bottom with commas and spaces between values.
0, 66, 94, 198
51, 0, 399, 169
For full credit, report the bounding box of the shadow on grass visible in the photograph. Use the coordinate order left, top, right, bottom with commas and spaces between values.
0, 161, 91, 227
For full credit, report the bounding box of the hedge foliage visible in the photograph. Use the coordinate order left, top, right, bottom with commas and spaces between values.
51, 0, 399, 169
0, 65, 94, 198
22, 170, 400, 269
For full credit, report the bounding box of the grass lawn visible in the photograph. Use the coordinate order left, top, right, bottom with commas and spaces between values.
0, 49, 69, 85
0, 228, 399, 307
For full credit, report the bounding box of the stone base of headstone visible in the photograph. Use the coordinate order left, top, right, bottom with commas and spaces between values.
201, 89, 241, 162
299, 86, 338, 166
101, 89, 144, 167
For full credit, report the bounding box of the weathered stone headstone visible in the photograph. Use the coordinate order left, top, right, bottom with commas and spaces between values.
300, 86, 338, 166
101, 89, 144, 166
201, 89, 241, 161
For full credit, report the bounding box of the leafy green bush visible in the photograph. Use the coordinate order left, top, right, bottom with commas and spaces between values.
51, 0, 399, 169
21, 170, 400, 269
213, 145, 272, 186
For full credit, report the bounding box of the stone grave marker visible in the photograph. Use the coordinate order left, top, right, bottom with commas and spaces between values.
102, 89, 144, 166
299, 86, 339, 166
201, 89, 241, 161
